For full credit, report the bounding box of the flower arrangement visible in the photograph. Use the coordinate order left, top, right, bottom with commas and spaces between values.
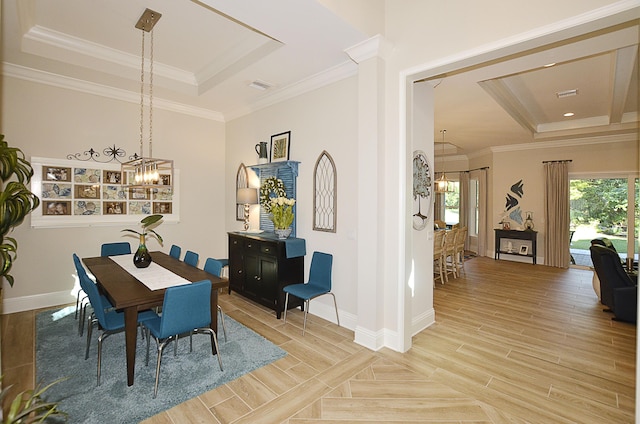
269, 196, 296, 229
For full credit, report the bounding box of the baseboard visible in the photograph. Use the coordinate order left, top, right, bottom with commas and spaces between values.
3, 291, 74, 314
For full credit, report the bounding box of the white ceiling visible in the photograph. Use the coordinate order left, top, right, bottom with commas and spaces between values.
2, 0, 638, 157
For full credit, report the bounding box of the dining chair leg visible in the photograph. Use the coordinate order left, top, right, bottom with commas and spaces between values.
302, 300, 310, 335
283, 293, 290, 323
218, 305, 228, 342
329, 293, 340, 327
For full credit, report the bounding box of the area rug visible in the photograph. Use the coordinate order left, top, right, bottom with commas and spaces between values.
36, 306, 286, 423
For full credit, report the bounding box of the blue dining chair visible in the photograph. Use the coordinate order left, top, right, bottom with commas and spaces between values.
204, 258, 227, 342
144, 279, 223, 398
169, 244, 182, 260
183, 250, 199, 267
78, 259, 156, 385
100, 242, 131, 257
73, 254, 115, 336
283, 251, 339, 335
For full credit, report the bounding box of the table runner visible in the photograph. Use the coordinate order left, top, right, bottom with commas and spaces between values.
109, 254, 191, 290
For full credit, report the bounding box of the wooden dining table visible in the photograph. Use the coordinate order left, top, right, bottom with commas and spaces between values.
83, 251, 228, 386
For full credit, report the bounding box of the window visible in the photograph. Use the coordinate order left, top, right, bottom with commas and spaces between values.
444, 181, 459, 225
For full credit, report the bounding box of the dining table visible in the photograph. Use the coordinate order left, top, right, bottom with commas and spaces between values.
83, 251, 228, 386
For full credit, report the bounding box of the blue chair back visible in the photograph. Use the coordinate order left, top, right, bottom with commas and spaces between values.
157, 280, 211, 338
169, 244, 182, 259
308, 252, 333, 291
204, 258, 223, 277
184, 251, 199, 267
77, 266, 109, 327
72, 253, 88, 279
101, 242, 131, 257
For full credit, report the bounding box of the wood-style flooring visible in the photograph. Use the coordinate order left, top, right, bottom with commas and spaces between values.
2, 257, 636, 423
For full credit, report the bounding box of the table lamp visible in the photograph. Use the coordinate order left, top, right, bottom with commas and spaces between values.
237, 188, 258, 231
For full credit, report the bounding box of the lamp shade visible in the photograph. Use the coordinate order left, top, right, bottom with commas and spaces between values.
237, 188, 258, 205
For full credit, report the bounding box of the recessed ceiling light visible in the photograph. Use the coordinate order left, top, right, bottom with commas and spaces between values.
564, 112, 575, 117
544, 62, 556, 67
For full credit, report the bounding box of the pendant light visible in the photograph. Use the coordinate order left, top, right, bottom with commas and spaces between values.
435, 129, 451, 193
122, 8, 173, 189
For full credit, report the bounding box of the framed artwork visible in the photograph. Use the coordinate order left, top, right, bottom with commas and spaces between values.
74, 168, 100, 184
103, 185, 126, 200
270, 131, 291, 162
74, 185, 100, 199
129, 201, 151, 215
412, 150, 432, 230
129, 188, 150, 200
41, 183, 72, 199
43, 166, 71, 182
104, 170, 124, 184
154, 202, 172, 214
74, 201, 100, 215
519, 245, 529, 255
105, 202, 126, 215
44, 201, 71, 215
159, 174, 171, 186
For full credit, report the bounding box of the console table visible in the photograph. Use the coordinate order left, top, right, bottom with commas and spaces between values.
228, 231, 305, 318
494, 229, 537, 264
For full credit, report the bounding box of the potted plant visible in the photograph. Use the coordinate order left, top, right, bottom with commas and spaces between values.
122, 214, 163, 268
1, 377, 66, 423
269, 196, 295, 239
0, 135, 40, 287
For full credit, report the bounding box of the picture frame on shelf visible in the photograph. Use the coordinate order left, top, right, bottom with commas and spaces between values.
270, 131, 291, 162
519, 245, 529, 255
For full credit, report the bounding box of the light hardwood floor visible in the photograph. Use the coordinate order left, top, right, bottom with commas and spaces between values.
2, 257, 636, 423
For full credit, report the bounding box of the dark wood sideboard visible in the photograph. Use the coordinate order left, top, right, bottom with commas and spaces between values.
494, 229, 537, 264
228, 232, 305, 318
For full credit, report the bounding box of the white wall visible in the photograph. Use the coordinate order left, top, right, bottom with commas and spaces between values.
1, 77, 226, 311
225, 77, 359, 328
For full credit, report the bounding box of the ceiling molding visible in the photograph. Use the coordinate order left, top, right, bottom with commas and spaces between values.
1, 62, 223, 122
345, 34, 393, 64
491, 132, 637, 153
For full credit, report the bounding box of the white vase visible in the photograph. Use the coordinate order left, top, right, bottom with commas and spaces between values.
274, 228, 292, 239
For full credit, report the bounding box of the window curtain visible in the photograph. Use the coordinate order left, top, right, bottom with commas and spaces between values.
544, 161, 570, 268
434, 172, 444, 222
458, 171, 470, 249
471, 168, 488, 257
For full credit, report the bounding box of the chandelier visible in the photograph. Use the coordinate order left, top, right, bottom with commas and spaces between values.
122, 8, 173, 189
435, 129, 451, 193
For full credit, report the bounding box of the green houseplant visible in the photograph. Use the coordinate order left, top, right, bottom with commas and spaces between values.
0, 378, 66, 423
0, 135, 40, 287
122, 214, 163, 268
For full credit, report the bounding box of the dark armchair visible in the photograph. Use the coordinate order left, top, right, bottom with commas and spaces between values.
590, 244, 637, 323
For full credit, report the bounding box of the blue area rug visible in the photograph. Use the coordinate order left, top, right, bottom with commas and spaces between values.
36, 307, 286, 423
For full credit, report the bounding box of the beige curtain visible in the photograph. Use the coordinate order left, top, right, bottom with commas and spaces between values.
434, 172, 444, 222
544, 161, 570, 268
458, 172, 470, 249
471, 168, 488, 257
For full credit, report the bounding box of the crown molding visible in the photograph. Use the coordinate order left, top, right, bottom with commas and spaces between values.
2, 62, 223, 122
490, 132, 638, 153
345, 34, 393, 64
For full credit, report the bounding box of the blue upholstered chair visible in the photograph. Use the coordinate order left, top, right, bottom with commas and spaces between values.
144, 280, 223, 398
204, 258, 227, 342
184, 250, 199, 267
76, 255, 156, 385
169, 244, 182, 260
100, 242, 131, 257
282, 252, 339, 335
73, 254, 114, 336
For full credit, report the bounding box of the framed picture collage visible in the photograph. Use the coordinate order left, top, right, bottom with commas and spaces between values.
31, 157, 179, 228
